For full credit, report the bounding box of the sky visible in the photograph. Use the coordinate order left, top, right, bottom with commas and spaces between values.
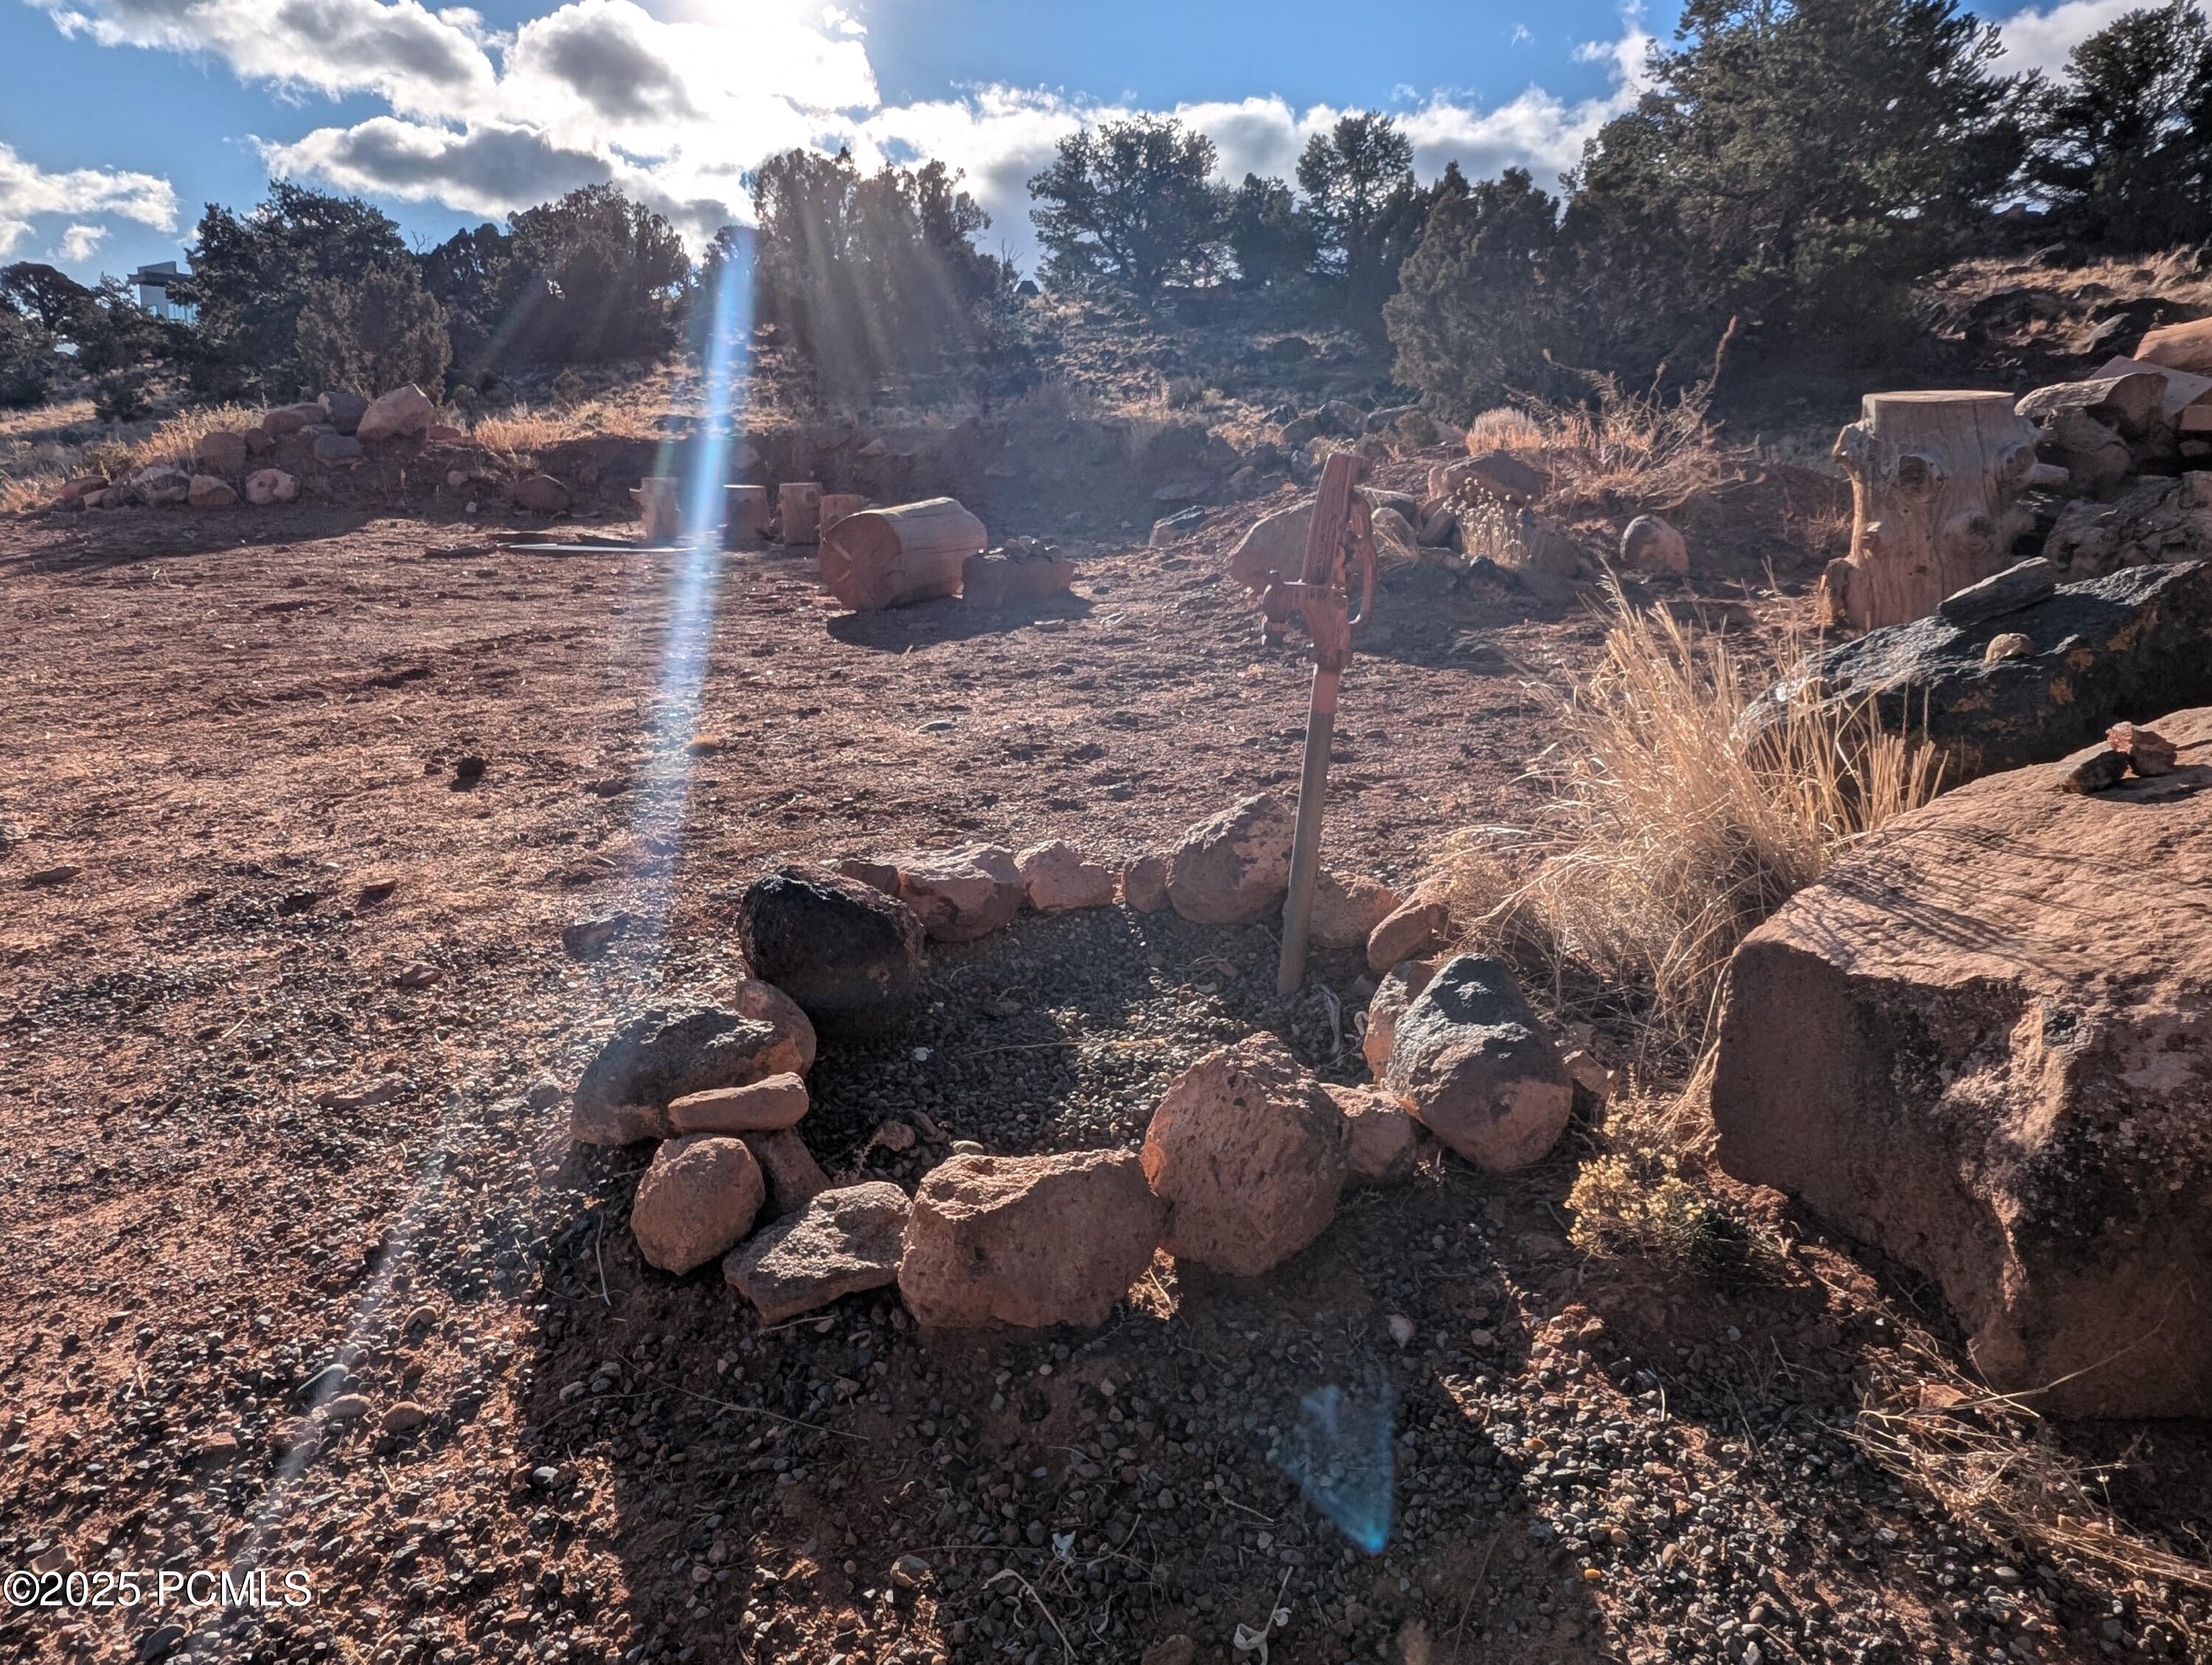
0, 0, 2174, 286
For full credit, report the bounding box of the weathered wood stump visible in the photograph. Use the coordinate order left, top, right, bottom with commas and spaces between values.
633, 476, 680, 544
1823, 391, 2040, 631
818, 498, 987, 612
779, 482, 823, 545
819, 493, 869, 536
726, 484, 770, 545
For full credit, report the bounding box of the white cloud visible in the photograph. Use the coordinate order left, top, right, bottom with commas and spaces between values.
0, 141, 178, 264
56, 223, 109, 262
1989, 0, 2186, 74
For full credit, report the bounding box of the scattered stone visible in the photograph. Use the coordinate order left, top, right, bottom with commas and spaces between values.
1142, 1638, 1197, 1665
561, 912, 633, 958
195, 431, 250, 476
964, 546, 1075, 608
571, 1001, 799, 1146
1455, 448, 1550, 504
131, 465, 190, 506
2107, 720, 2179, 776
319, 389, 369, 434
1016, 839, 1116, 911
1385, 954, 1573, 1173
731, 976, 817, 1077
1712, 706, 2212, 1415
24, 863, 80, 887
1324, 1084, 1420, 1188
244, 467, 297, 506
1141, 1034, 1346, 1277
453, 754, 486, 783
632, 1135, 766, 1275
726, 1182, 911, 1324
322, 1393, 372, 1421
741, 1127, 832, 1216
1367, 890, 1450, 974
668, 1072, 809, 1134
737, 865, 927, 1037
1619, 514, 1688, 574
899, 1150, 1166, 1328
355, 383, 436, 443
313, 431, 364, 465
1363, 957, 1441, 1076
262, 403, 323, 436
380, 1402, 428, 1433
2058, 748, 2129, 793
891, 842, 1023, 942
1121, 852, 1169, 913
1936, 556, 2059, 625
394, 962, 441, 990
1307, 871, 1400, 950
513, 474, 571, 514
1983, 631, 2033, 662
871, 1117, 917, 1153
1562, 1048, 1615, 1114
1166, 793, 1294, 925
524, 1072, 563, 1110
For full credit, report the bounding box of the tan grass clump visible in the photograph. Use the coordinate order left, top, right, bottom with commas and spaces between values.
1464, 405, 1545, 451
1444, 585, 1941, 1064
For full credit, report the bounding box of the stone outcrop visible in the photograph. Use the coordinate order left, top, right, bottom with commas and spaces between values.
631, 1135, 766, 1274
1738, 562, 2212, 787
736, 865, 926, 1037
1711, 708, 2212, 1416
892, 843, 1022, 942
1141, 1035, 1346, 1276
1167, 793, 1294, 925
898, 1150, 1166, 1328
1384, 955, 1571, 1173
726, 1182, 910, 1323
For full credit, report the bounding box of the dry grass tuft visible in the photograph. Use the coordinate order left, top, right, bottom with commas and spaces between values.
85, 405, 268, 479
1444, 585, 1941, 1064
1524, 372, 1747, 515
1466, 406, 1545, 451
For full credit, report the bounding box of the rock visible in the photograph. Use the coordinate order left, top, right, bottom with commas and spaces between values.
2135, 316, 2212, 376
1619, 514, 1688, 575
1121, 852, 1169, 912
524, 1072, 563, 1110
2017, 372, 2164, 442
1017, 839, 1116, 911
319, 389, 369, 434
195, 431, 250, 476
514, 474, 571, 514
632, 1135, 766, 1274
835, 855, 902, 894
2031, 409, 2135, 501
1739, 563, 2212, 786
736, 864, 926, 1037
1456, 448, 1550, 504
380, 1401, 429, 1433
1711, 708, 2212, 1416
1308, 871, 1400, 950
742, 1127, 832, 1216
1364, 957, 1441, 1076
356, 383, 435, 443
899, 1150, 1166, 1328
964, 548, 1075, 608
2042, 476, 2212, 577
1150, 507, 1208, 546
1140, 1034, 1346, 1276
1983, 630, 2033, 662
1384, 954, 1572, 1173
892, 842, 1022, 942
262, 403, 323, 436
1562, 1049, 1615, 1115
313, 431, 364, 465
322, 1393, 372, 1421
1367, 891, 1450, 974
732, 976, 817, 1076
571, 1001, 800, 1144
1937, 557, 2060, 625
131, 465, 190, 506
2090, 353, 2212, 419
1228, 501, 1313, 589
561, 912, 632, 957
2057, 747, 2129, 793
1167, 793, 1294, 925
725, 1182, 910, 1324
2106, 720, 2178, 775
1324, 1085, 1420, 1188
244, 468, 297, 506
668, 1072, 808, 1134
186, 474, 238, 508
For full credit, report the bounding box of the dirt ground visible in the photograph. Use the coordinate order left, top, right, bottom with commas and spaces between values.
1, 487, 2205, 1665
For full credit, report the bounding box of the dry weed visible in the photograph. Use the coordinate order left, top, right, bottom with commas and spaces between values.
1526, 373, 1747, 515
1465, 406, 1545, 451
470, 404, 612, 467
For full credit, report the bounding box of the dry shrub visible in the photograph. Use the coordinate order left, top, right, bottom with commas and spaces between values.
470, 404, 610, 468
1524, 370, 1747, 516
1465, 405, 1544, 451
1452, 496, 1528, 566
86, 405, 269, 479
1164, 374, 1207, 409
1444, 584, 1941, 1066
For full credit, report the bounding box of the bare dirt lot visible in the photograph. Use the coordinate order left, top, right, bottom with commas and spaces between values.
2, 498, 2205, 1665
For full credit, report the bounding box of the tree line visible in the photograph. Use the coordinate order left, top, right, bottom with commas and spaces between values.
4, 0, 2208, 420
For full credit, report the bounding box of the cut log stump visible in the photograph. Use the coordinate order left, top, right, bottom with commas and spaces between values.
779, 482, 823, 546
819, 498, 987, 612
633, 476, 680, 544
726, 484, 770, 545
1825, 391, 2039, 631
820, 493, 869, 536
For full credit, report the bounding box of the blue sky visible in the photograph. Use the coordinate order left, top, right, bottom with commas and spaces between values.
0, 0, 2153, 285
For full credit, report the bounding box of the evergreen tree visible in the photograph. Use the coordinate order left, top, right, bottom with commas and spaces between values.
1028, 117, 1230, 300
1296, 113, 1428, 328
1225, 173, 1316, 288
295, 261, 451, 398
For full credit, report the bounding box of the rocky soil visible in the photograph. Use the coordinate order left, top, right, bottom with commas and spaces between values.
1, 496, 2206, 1665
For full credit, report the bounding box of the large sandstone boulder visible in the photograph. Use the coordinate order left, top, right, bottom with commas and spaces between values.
1017, 839, 1115, 911
1141, 1035, 1346, 1276
1385, 955, 1571, 1173
1711, 708, 2212, 1417
631, 1135, 765, 1273
1167, 793, 1294, 925
571, 1001, 799, 1144
2136, 316, 2212, 377
1737, 563, 2212, 788
898, 1151, 1166, 1328
892, 842, 1021, 942
1308, 872, 1400, 950
356, 383, 435, 443
736, 865, 925, 1037
726, 1182, 909, 1323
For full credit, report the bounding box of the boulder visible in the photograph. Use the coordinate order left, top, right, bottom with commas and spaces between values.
1167, 793, 1294, 925
2017, 372, 2164, 442
2135, 316, 2212, 377
733, 976, 816, 1077
1016, 839, 1116, 911
1384, 954, 1571, 1173
1141, 1034, 1346, 1276
736, 864, 926, 1037
898, 1150, 1166, 1328
1308, 872, 1400, 950
1737, 563, 2212, 787
631, 1135, 765, 1274
356, 383, 435, 444
1324, 1084, 1420, 1188
319, 390, 369, 434
2090, 354, 2212, 420
2031, 409, 2135, 501
892, 843, 1022, 943
1620, 514, 1688, 575
667, 1071, 808, 1134
1454, 448, 1550, 504
1122, 852, 1169, 913
742, 1127, 832, 1217
187, 474, 238, 509
1364, 956, 1441, 1076
1228, 489, 1429, 589
1367, 891, 1450, 974
1935, 556, 2060, 625
313, 431, 364, 465
1711, 707, 2212, 1416
244, 468, 297, 507
262, 403, 324, 437
514, 474, 571, 514
725, 1182, 911, 1324
2042, 476, 2212, 577
131, 465, 190, 506
571, 1001, 800, 1144
195, 431, 250, 476
964, 549, 1074, 609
